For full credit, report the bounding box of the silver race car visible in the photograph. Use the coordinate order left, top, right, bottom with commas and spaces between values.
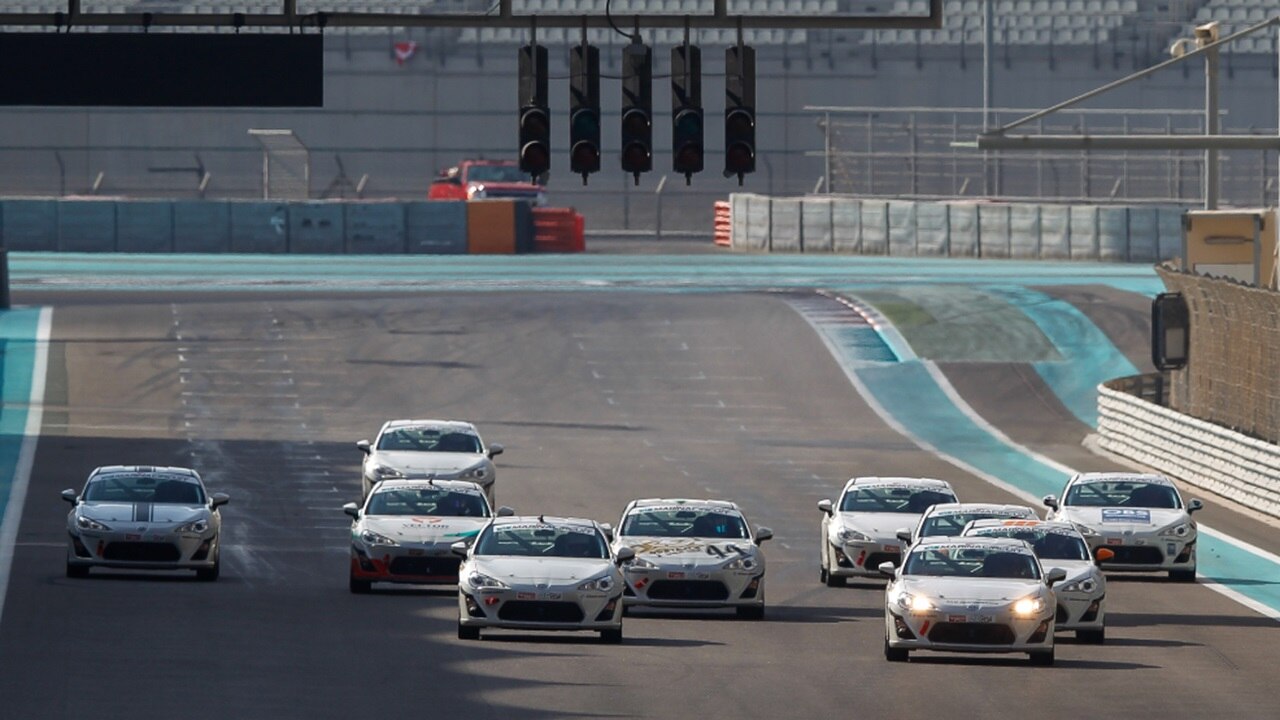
357, 419, 503, 502
819, 477, 957, 586
62, 465, 229, 581
882, 536, 1066, 665
1044, 472, 1203, 582
614, 499, 772, 619
344, 479, 510, 593
963, 518, 1108, 643
455, 516, 633, 643
899, 502, 1039, 546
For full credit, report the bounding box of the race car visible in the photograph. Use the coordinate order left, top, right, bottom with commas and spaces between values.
455, 515, 633, 643
344, 479, 510, 593
963, 518, 1108, 643
1043, 472, 1203, 582
882, 536, 1066, 665
357, 419, 503, 502
62, 465, 229, 581
818, 476, 957, 586
613, 498, 772, 619
898, 502, 1039, 547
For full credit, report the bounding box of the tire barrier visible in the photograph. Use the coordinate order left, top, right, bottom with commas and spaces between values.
531, 207, 585, 253
720, 193, 1187, 262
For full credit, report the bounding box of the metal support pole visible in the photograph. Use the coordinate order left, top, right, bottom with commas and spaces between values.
1206, 43, 1220, 209
983, 1, 993, 196
0, 248, 10, 310
823, 111, 831, 193
654, 175, 667, 240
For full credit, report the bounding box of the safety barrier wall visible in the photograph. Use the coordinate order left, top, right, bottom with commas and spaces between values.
0, 197, 582, 254
1097, 375, 1280, 520
724, 194, 1187, 262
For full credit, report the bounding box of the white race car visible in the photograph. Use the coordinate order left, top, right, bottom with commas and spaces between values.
963, 518, 1108, 643
357, 419, 503, 502
819, 477, 957, 586
1044, 472, 1203, 582
62, 465, 229, 581
455, 516, 633, 643
899, 502, 1039, 546
614, 498, 772, 619
882, 536, 1066, 665
344, 479, 510, 593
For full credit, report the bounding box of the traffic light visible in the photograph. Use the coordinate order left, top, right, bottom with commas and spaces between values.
569, 43, 601, 184
517, 43, 550, 180
620, 40, 652, 184
671, 44, 703, 184
724, 44, 756, 184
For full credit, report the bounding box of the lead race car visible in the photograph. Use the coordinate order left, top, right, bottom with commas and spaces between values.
357, 419, 503, 502
62, 465, 229, 581
613, 498, 772, 619
818, 476, 957, 586
1043, 472, 1203, 582
344, 479, 510, 593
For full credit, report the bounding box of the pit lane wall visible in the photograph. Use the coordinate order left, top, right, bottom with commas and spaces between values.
727, 194, 1185, 261
0, 198, 585, 253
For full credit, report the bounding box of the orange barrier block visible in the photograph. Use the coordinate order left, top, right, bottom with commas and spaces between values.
467, 200, 518, 254
532, 207, 585, 253
713, 200, 731, 246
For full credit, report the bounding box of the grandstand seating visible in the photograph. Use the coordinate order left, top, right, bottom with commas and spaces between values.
1187, 1, 1279, 54
863, 0, 1140, 45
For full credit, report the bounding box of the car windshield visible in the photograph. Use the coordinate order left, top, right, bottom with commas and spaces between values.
971, 529, 1090, 561
903, 546, 1042, 579
840, 487, 956, 514
466, 164, 527, 183
920, 510, 1031, 537
83, 475, 205, 504
366, 487, 488, 517
474, 524, 609, 558
620, 508, 750, 539
377, 428, 481, 453
1064, 481, 1181, 509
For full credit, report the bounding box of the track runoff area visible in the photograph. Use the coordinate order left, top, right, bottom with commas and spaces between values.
0, 255, 1277, 718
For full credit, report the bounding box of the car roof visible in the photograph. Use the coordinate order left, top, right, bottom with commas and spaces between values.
842, 476, 955, 492
626, 498, 741, 513
89, 465, 201, 482
914, 535, 1036, 553
492, 515, 599, 530
380, 419, 479, 433
370, 479, 487, 494
922, 502, 1036, 516
1070, 471, 1174, 486
964, 518, 1076, 531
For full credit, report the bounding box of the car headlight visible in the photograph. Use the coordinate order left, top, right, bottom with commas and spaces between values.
176, 519, 209, 534
76, 516, 110, 531
627, 556, 658, 570
1160, 522, 1194, 538
1060, 578, 1098, 594
723, 555, 758, 572
1071, 522, 1099, 538
468, 466, 489, 480
359, 529, 399, 546
373, 465, 405, 480
1012, 597, 1046, 617
578, 575, 615, 593
467, 572, 508, 590
837, 529, 871, 544
895, 593, 934, 612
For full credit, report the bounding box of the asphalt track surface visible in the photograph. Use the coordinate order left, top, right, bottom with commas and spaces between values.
2, 258, 1279, 718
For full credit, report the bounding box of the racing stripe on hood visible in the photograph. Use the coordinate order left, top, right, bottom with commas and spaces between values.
133, 503, 151, 522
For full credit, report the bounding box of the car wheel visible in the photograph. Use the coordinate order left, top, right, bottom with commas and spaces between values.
196, 559, 220, 582
66, 562, 89, 579
1029, 649, 1055, 666
458, 624, 480, 640
1169, 569, 1196, 583
599, 628, 623, 644
349, 575, 373, 594
736, 604, 765, 621
819, 565, 829, 584
884, 634, 909, 662
1077, 628, 1105, 644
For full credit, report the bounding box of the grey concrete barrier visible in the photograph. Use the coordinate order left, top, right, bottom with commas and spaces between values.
1039, 204, 1070, 260
801, 197, 833, 253
978, 203, 1010, 258
405, 201, 467, 254
742, 194, 771, 251
948, 202, 979, 257
173, 201, 231, 253
770, 197, 802, 252
230, 202, 289, 253
345, 202, 405, 254
730, 194, 750, 251
58, 200, 116, 252
916, 201, 948, 256
289, 202, 345, 254
116, 200, 174, 253
1127, 206, 1159, 263
888, 200, 917, 256
832, 197, 861, 253
1098, 206, 1129, 261
2, 199, 57, 251
1069, 205, 1099, 260
1009, 204, 1041, 259
860, 200, 889, 254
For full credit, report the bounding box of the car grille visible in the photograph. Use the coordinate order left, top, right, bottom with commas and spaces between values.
103, 542, 180, 562
498, 601, 584, 623
388, 556, 461, 577
928, 623, 1016, 645
864, 552, 899, 569
1099, 545, 1164, 564
647, 580, 730, 601
1056, 604, 1069, 624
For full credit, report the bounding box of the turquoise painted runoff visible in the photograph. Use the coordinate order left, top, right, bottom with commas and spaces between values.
0, 308, 43, 532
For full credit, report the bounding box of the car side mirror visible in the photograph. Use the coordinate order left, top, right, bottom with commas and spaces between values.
356, 439, 372, 455
450, 541, 470, 558
343, 502, 360, 519
755, 527, 773, 544
877, 561, 897, 577
210, 493, 230, 509
60, 489, 78, 505
614, 546, 635, 565
487, 444, 504, 459
496, 506, 515, 517
1046, 567, 1067, 587
817, 499, 833, 515
1042, 495, 1059, 510
1188, 499, 1203, 513
896, 529, 912, 544
1095, 547, 1115, 564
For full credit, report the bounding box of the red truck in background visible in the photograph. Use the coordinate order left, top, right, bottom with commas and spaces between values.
428, 159, 546, 205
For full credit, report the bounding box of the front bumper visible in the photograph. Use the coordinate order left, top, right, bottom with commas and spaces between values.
885, 605, 1055, 654
1088, 535, 1195, 572
622, 566, 764, 608
351, 543, 462, 585
67, 529, 218, 570
829, 540, 901, 579
458, 587, 623, 631
1055, 591, 1105, 631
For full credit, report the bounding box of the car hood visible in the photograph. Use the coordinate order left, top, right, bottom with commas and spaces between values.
1038, 559, 1097, 580
471, 556, 614, 584
372, 450, 486, 474
1062, 506, 1188, 531
836, 512, 919, 539
619, 536, 757, 564
469, 181, 539, 192
362, 516, 487, 543
79, 501, 207, 524
901, 576, 1045, 603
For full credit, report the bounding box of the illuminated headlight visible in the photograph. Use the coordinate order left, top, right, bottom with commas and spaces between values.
1012, 597, 1046, 617
467, 572, 508, 589
373, 465, 405, 480
895, 593, 934, 612
627, 556, 658, 570
76, 516, 111, 531
176, 519, 209, 534
468, 184, 487, 199
1160, 522, 1194, 538
1060, 578, 1098, 594
1071, 523, 1100, 538
359, 529, 399, 546
837, 528, 871, 544
723, 555, 758, 572
578, 575, 615, 593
